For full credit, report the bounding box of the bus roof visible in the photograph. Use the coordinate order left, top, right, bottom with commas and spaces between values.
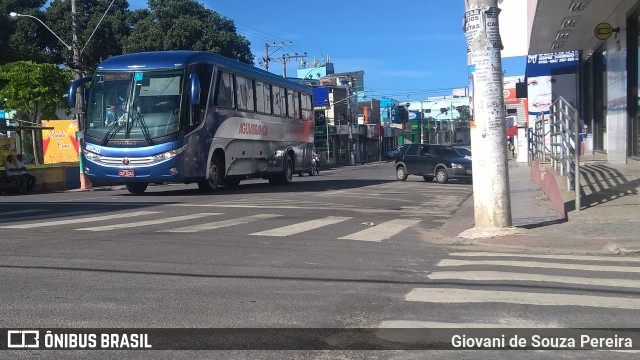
96, 51, 311, 93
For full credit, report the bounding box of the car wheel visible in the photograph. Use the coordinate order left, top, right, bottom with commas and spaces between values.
423, 176, 434, 182
435, 168, 449, 184
396, 166, 408, 181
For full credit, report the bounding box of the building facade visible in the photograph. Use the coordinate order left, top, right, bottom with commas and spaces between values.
528, 0, 640, 164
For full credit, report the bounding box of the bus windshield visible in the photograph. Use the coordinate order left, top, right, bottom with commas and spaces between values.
86, 71, 183, 144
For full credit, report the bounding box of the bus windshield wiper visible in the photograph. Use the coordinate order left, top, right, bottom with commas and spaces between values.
101, 121, 125, 146
130, 110, 153, 145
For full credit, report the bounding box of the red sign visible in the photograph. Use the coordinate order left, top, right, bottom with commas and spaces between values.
503, 88, 518, 103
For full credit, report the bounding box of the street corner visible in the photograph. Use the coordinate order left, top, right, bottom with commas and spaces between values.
606, 242, 640, 256
457, 226, 523, 241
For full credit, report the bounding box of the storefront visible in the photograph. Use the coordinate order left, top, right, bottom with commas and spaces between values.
527, 0, 640, 163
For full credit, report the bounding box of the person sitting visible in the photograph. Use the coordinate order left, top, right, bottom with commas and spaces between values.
16, 154, 35, 192
5, 154, 27, 194
105, 105, 118, 126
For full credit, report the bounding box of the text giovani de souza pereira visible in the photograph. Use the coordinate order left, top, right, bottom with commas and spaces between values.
451, 333, 634, 349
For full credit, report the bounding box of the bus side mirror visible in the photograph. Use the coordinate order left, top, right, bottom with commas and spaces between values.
189, 73, 200, 106
68, 76, 92, 108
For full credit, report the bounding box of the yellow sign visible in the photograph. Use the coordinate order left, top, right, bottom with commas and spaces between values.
594, 22, 614, 40
41, 120, 80, 164
0, 137, 17, 166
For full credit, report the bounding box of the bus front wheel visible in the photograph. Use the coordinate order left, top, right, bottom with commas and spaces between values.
198, 157, 221, 192
125, 182, 148, 194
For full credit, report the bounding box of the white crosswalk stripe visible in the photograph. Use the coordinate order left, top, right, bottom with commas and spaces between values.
250, 216, 351, 237
449, 251, 640, 263
427, 271, 640, 289
394, 251, 640, 327
76, 213, 223, 232
339, 218, 422, 242
0, 208, 426, 241
405, 288, 640, 310
437, 258, 640, 273
0, 211, 160, 229
161, 214, 281, 233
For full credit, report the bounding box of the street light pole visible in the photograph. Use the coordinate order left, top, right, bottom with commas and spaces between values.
9, 6, 91, 189
9, 12, 71, 51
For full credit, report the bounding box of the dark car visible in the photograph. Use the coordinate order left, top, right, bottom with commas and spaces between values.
383, 147, 401, 160
394, 144, 472, 183
454, 146, 472, 159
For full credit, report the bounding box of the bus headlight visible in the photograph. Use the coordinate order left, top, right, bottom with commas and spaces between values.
84, 151, 99, 160
153, 145, 187, 161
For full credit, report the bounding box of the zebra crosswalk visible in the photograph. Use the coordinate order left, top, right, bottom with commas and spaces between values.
0, 209, 423, 242
383, 251, 640, 328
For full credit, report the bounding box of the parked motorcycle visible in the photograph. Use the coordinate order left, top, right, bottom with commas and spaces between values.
311, 155, 320, 175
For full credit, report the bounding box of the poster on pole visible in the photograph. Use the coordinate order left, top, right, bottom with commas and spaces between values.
41, 120, 80, 164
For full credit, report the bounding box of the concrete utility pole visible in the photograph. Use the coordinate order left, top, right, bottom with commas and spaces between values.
278, 53, 307, 78
464, 0, 512, 228
262, 42, 293, 72
72, 0, 92, 190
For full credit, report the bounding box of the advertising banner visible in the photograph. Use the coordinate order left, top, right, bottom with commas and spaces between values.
312, 87, 330, 110
41, 120, 79, 164
526, 51, 579, 115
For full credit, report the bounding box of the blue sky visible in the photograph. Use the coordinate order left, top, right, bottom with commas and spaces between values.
129, 0, 525, 102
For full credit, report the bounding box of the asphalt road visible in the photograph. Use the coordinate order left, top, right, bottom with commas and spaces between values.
1, 162, 638, 358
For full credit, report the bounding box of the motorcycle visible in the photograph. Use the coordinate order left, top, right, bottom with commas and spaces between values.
311, 155, 320, 175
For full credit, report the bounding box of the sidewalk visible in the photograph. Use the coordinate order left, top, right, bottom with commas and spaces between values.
441, 160, 640, 255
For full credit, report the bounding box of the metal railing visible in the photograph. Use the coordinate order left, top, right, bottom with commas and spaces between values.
529, 96, 581, 211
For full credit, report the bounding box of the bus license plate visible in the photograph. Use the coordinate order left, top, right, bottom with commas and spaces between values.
119, 169, 135, 177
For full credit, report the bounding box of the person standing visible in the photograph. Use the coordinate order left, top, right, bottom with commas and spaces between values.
5, 154, 27, 194
16, 154, 35, 192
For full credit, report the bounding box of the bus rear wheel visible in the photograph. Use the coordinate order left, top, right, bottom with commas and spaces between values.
269, 155, 293, 185
198, 157, 221, 192
125, 182, 148, 194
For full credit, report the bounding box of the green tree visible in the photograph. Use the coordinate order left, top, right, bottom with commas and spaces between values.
457, 105, 471, 123
125, 0, 254, 64
0, 0, 49, 65
45, 0, 132, 75
0, 61, 73, 164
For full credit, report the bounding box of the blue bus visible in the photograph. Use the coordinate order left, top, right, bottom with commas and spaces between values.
69, 51, 315, 194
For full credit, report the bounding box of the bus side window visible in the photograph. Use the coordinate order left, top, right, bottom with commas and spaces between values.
301, 94, 312, 121
256, 81, 272, 115
272, 86, 286, 117
189, 64, 213, 128
236, 76, 255, 112
286, 89, 295, 119
216, 72, 235, 109
292, 91, 301, 119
